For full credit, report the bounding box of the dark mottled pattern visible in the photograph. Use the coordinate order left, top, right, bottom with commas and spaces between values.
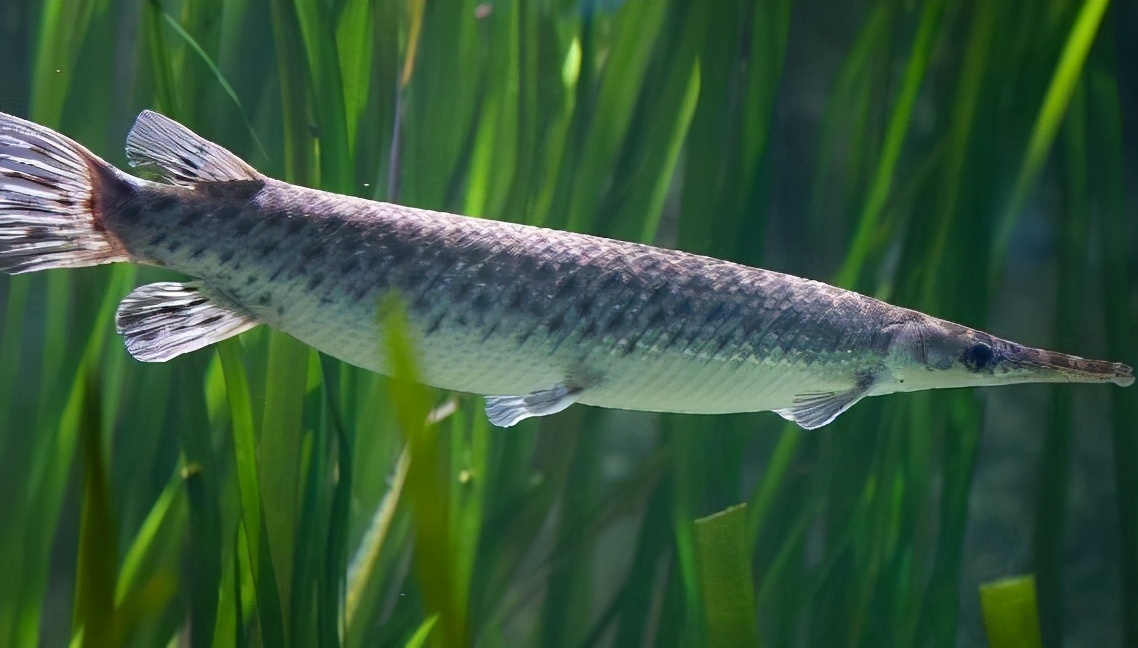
102, 177, 917, 379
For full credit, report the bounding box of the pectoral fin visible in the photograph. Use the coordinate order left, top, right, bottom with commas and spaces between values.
116, 281, 259, 362
484, 383, 582, 427
774, 384, 871, 430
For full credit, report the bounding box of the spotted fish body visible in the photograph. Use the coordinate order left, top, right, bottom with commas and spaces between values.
127, 176, 889, 405
0, 111, 1132, 428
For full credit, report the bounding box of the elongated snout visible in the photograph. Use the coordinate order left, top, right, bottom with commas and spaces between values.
883, 316, 1135, 393
1006, 346, 1134, 387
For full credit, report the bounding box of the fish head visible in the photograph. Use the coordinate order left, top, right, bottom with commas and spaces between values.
884, 315, 1134, 392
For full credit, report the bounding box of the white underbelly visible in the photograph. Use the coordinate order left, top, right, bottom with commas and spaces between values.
306, 329, 842, 417
264, 289, 854, 416
575, 353, 848, 414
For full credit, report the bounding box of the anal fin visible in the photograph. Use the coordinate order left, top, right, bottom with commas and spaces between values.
484, 383, 582, 427
774, 384, 871, 430
115, 281, 258, 362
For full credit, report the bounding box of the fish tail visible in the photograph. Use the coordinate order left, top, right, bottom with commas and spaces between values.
0, 112, 132, 274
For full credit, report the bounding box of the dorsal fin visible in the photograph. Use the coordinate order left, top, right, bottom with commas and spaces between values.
125, 110, 262, 186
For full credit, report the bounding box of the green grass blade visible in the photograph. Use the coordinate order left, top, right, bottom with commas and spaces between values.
540, 411, 597, 647
600, 2, 705, 244
835, 0, 946, 289
381, 294, 466, 647
29, 0, 101, 125
217, 341, 261, 578
0, 276, 28, 437
153, 0, 268, 158
257, 333, 310, 636
215, 339, 267, 645
231, 531, 247, 648
919, 406, 983, 647
1032, 77, 1087, 647
116, 468, 184, 604
319, 356, 355, 647
259, 6, 321, 637
462, 1, 521, 218
290, 369, 326, 646
745, 426, 803, 546
405, 615, 438, 648
143, 0, 180, 116
400, 0, 479, 207
176, 360, 223, 648
808, 1, 890, 236
2, 265, 131, 648
253, 516, 287, 648
336, 0, 373, 156
979, 576, 1042, 648
450, 412, 488, 637
914, 0, 996, 301
346, 447, 410, 630
610, 475, 672, 647
1090, 56, 1138, 647
693, 504, 760, 648
993, 0, 1108, 267
292, 0, 352, 192
0, 276, 31, 645
270, 0, 313, 185
670, 419, 711, 645
678, 0, 790, 262
114, 467, 183, 647
561, 1, 668, 233
73, 373, 116, 648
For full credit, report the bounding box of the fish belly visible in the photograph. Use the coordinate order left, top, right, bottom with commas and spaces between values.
267, 285, 838, 416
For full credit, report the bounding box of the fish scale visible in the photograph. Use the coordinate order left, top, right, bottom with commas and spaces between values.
0, 110, 1131, 428
204, 180, 880, 407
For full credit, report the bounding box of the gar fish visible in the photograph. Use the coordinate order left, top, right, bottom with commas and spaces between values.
0, 111, 1132, 428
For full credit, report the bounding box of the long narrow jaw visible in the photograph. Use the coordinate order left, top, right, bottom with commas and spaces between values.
890, 317, 1134, 392
1007, 346, 1134, 387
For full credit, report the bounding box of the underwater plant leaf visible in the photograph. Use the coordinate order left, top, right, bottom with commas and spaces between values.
154, 2, 267, 159
978, 576, 1042, 648
404, 615, 438, 648
693, 503, 760, 648
994, 0, 1108, 266
382, 294, 466, 647
257, 333, 309, 637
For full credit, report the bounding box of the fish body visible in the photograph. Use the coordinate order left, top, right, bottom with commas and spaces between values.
0, 111, 1132, 428
127, 175, 886, 412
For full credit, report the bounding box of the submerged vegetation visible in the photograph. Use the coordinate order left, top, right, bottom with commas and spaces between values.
0, 0, 1135, 646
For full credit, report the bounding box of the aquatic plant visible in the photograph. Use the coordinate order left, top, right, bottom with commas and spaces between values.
0, 0, 1133, 646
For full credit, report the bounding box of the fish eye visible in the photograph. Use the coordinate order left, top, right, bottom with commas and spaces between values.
962, 342, 995, 371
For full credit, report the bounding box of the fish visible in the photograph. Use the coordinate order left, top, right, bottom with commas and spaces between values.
0, 110, 1132, 429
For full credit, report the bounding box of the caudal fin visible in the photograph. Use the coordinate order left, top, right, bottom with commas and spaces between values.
0, 112, 131, 274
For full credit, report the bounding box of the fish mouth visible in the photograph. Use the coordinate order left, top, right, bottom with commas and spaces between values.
1008, 347, 1134, 387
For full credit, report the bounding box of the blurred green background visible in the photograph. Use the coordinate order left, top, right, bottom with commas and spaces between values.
1, 0, 1136, 646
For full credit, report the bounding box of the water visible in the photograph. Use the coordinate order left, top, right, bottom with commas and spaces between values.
0, 1, 1135, 646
